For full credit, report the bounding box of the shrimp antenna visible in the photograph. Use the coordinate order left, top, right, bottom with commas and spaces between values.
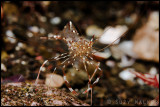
96, 29, 128, 52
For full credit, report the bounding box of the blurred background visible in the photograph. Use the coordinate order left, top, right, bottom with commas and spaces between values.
1, 1, 159, 106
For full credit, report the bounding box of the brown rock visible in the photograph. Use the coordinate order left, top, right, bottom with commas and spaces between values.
1, 83, 89, 106
133, 12, 159, 62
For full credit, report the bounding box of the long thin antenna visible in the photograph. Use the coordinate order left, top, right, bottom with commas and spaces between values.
94, 30, 128, 53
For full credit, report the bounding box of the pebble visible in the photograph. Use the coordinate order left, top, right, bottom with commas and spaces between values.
125, 13, 137, 25
27, 32, 33, 38
10, 54, 15, 58
118, 41, 138, 58
15, 46, 20, 51
93, 49, 111, 59
15, 59, 20, 63
50, 17, 61, 25
45, 90, 53, 96
106, 60, 115, 68
86, 25, 103, 37
29, 26, 39, 33
39, 28, 46, 34
118, 55, 135, 68
41, 67, 46, 72
52, 100, 63, 105
45, 73, 64, 88
119, 68, 136, 81
137, 78, 145, 85
110, 46, 124, 60
1, 63, 7, 72
149, 67, 157, 76
15, 42, 26, 51
40, 16, 47, 22
31, 101, 40, 106
21, 61, 27, 65
48, 33, 54, 38
99, 25, 128, 44
6, 30, 16, 43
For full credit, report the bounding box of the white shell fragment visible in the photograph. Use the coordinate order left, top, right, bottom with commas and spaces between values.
99, 25, 128, 44
119, 68, 136, 81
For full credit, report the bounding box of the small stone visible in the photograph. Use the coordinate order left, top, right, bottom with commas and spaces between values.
15, 42, 26, 51
29, 26, 39, 33
125, 13, 137, 25
137, 78, 145, 85
50, 17, 61, 25
93, 49, 111, 60
39, 28, 46, 34
1, 63, 7, 72
99, 25, 128, 44
10, 54, 15, 58
52, 100, 63, 105
45, 90, 53, 96
45, 73, 64, 88
110, 45, 124, 60
40, 16, 47, 22
27, 32, 33, 38
21, 61, 27, 65
118, 41, 139, 58
118, 55, 135, 68
119, 69, 136, 81
41, 67, 46, 72
86, 25, 103, 37
31, 101, 40, 106
6, 30, 16, 43
149, 67, 157, 76
106, 60, 115, 68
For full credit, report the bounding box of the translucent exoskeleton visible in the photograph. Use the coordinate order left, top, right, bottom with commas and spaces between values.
35, 21, 123, 105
